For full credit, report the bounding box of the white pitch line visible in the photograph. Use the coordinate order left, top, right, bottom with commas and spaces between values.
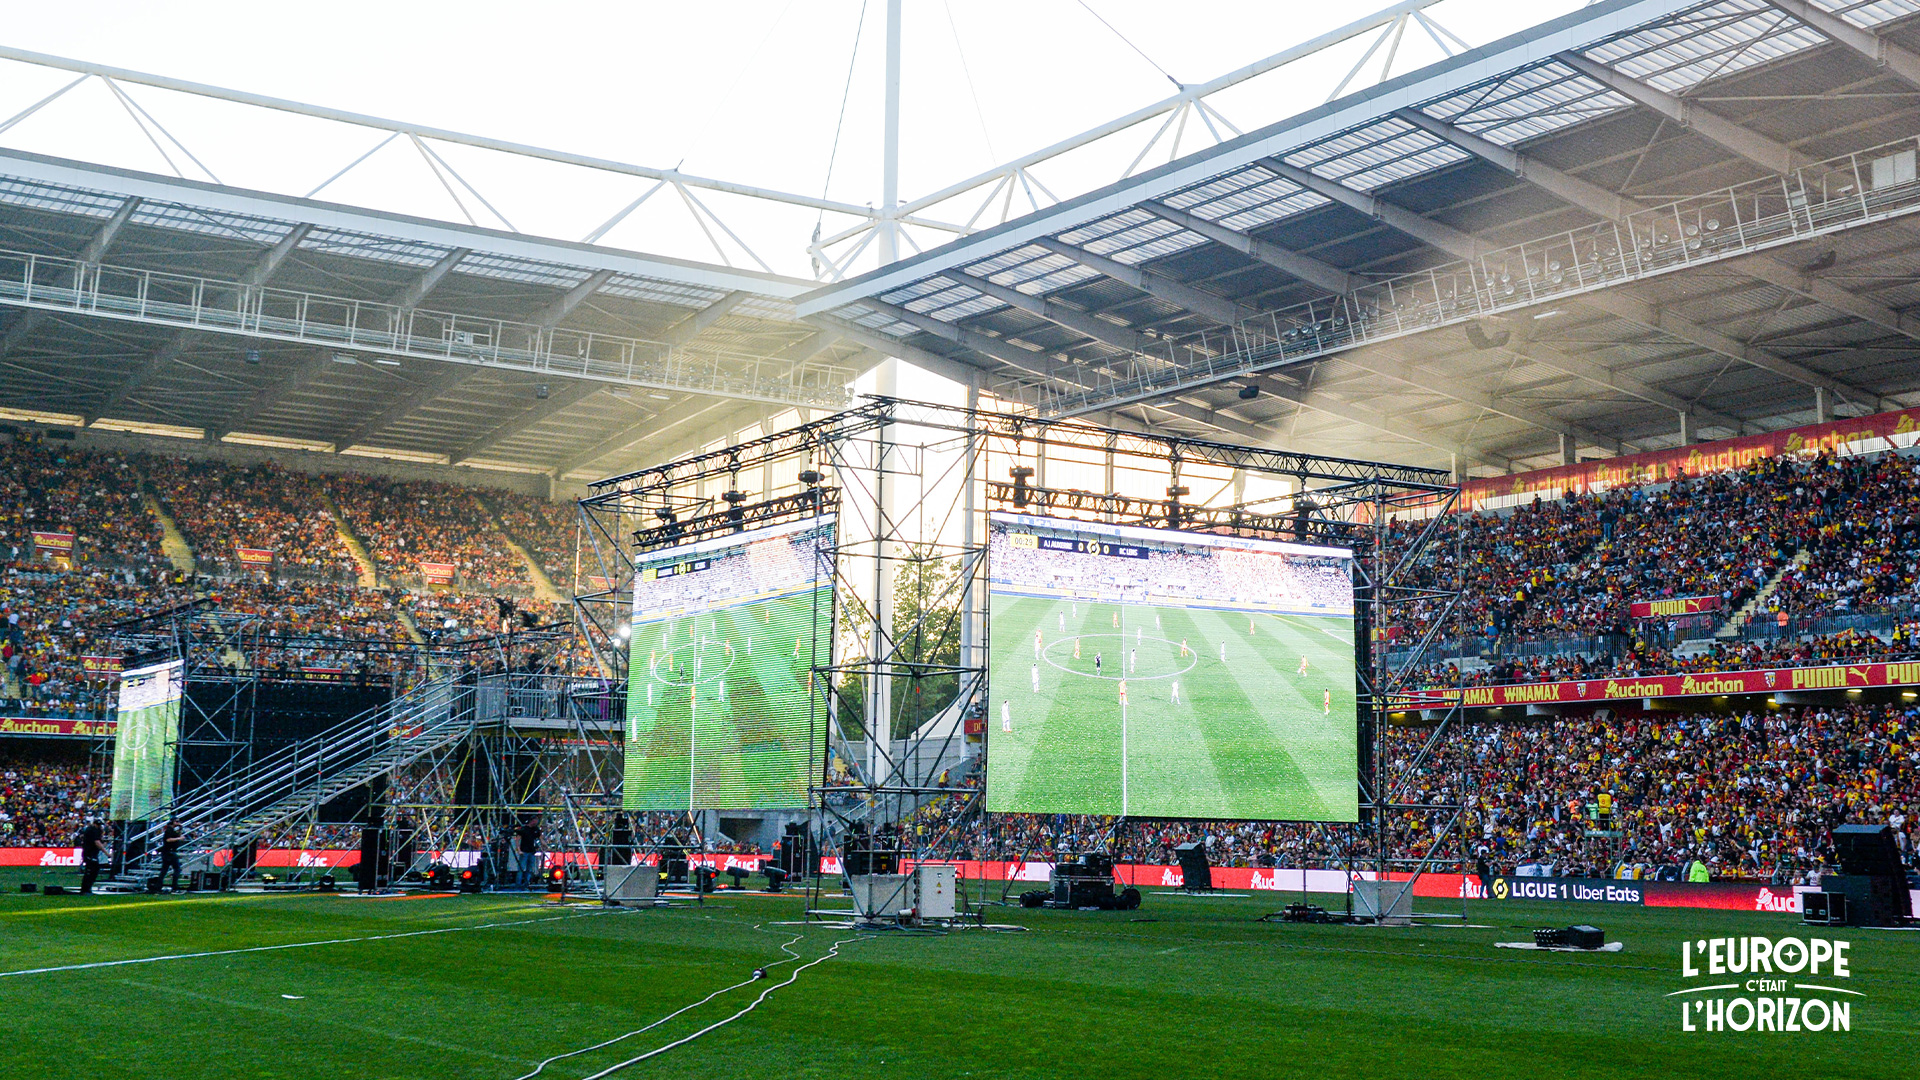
0, 907, 613, 980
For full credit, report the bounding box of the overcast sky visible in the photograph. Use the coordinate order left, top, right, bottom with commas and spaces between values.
0, 1, 1583, 279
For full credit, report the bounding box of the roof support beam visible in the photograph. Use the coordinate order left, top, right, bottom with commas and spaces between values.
1765, 0, 1920, 90
534, 268, 615, 328
391, 247, 468, 309
554, 395, 742, 479
1138, 200, 1361, 295
1255, 156, 1489, 260
1252, 378, 1510, 471
803, 314, 991, 388
332, 365, 477, 451
1030, 237, 1257, 327
1506, 336, 1746, 437
955, 267, 1209, 368
1, 195, 142, 357
212, 348, 337, 439
1389, 109, 1642, 220
1578, 289, 1886, 409
91, 223, 313, 422
1328, 350, 1635, 454
449, 378, 604, 464
1555, 50, 1813, 174
661, 290, 747, 347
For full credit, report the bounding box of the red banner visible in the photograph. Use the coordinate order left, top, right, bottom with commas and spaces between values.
30, 530, 74, 554
1460, 404, 1920, 510
587, 575, 616, 591
420, 561, 456, 585
235, 546, 274, 567
0, 716, 114, 738
1407, 659, 1920, 708
80, 655, 123, 676
1629, 594, 1722, 619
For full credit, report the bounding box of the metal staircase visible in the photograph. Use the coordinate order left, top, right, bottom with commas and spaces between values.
120, 674, 478, 880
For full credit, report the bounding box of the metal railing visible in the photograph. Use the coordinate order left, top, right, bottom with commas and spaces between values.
1029, 134, 1920, 417
0, 249, 854, 410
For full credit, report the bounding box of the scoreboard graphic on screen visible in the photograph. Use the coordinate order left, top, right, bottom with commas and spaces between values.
623, 516, 834, 812
985, 512, 1357, 821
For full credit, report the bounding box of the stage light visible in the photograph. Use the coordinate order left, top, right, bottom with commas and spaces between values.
763, 867, 789, 892
1011, 465, 1035, 507
244, 348, 261, 366
799, 469, 823, 485
534, 383, 550, 399
317, 874, 336, 892
655, 507, 677, 524
548, 867, 566, 889
261, 873, 278, 885
615, 623, 630, 640
1238, 384, 1260, 400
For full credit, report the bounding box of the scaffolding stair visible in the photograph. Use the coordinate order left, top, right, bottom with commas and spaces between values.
119, 675, 477, 881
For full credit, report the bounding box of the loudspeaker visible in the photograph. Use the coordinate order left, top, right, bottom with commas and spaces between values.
1174, 842, 1212, 891
1832, 824, 1905, 876
43, 885, 68, 895
355, 825, 385, 892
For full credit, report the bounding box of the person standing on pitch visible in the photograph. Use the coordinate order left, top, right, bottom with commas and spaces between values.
1129, 648, 1137, 673
159, 819, 185, 892
1001, 700, 1013, 732
515, 817, 540, 889
1324, 688, 1332, 715
1031, 663, 1040, 692
1171, 681, 1181, 705
1298, 655, 1310, 675
1094, 652, 1103, 675
78, 817, 104, 894
1035, 627, 1043, 659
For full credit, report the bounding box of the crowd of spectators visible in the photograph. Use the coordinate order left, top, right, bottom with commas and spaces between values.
325, 476, 532, 593
145, 457, 355, 580
895, 701, 1915, 882
1383, 452, 1898, 648
0, 753, 106, 847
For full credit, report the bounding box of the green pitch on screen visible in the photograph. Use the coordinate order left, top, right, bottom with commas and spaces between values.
109, 663, 182, 822
623, 586, 827, 811
987, 596, 1357, 820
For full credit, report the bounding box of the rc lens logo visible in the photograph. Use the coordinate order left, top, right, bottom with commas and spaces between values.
1671, 936, 1860, 1032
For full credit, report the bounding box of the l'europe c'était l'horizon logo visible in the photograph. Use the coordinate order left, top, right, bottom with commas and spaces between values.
1670, 936, 1861, 1032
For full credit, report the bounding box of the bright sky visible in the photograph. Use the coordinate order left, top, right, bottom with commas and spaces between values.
0, 0, 1585, 280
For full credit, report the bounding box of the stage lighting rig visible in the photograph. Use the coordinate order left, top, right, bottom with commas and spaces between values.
798, 469, 824, 486
723, 489, 748, 530
1010, 465, 1035, 507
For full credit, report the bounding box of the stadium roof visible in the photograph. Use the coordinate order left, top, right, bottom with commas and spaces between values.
799, 0, 1920, 477
7, 0, 1920, 485
0, 149, 877, 480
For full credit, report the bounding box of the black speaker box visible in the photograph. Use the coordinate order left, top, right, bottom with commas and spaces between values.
1174, 841, 1212, 891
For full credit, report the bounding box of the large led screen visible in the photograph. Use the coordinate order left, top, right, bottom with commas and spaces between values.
109, 660, 185, 822
986, 512, 1356, 820
623, 516, 833, 811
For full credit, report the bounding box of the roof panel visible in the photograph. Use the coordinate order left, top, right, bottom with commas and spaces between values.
1584, 0, 1827, 95
1283, 117, 1471, 190
1415, 62, 1636, 147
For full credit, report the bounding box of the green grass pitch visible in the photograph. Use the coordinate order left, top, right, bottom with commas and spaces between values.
987, 594, 1357, 819
3, 871, 1912, 1079
624, 586, 828, 811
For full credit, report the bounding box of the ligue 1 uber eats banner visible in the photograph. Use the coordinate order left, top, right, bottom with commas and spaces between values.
1407, 659, 1920, 707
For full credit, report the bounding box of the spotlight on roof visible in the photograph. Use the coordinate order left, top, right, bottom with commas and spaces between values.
799, 469, 823, 486
722, 490, 747, 504
655, 507, 677, 523
1238, 383, 1260, 400
534, 383, 550, 399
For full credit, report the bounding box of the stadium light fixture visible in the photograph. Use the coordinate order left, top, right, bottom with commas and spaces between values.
534, 383, 550, 399
799, 469, 823, 486
1238, 383, 1260, 400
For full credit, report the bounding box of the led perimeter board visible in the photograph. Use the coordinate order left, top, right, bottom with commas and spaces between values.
109, 659, 185, 821
986, 512, 1357, 820
623, 516, 834, 811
